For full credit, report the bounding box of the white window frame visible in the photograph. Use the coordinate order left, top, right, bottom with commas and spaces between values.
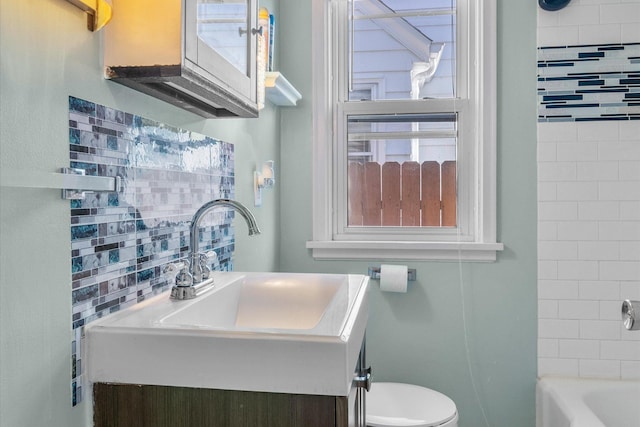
306, 0, 503, 261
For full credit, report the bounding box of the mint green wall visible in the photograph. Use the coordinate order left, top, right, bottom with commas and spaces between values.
277, 1, 537, 426
0, 1, 279, 426
1, 0, 536, 426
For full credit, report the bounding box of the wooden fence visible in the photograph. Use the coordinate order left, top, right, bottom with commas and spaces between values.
348, 161, 456, 227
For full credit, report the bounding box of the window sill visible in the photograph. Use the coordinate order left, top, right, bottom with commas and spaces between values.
305, 240, 504, 262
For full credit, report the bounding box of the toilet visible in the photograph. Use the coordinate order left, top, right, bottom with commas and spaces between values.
366, 382, 459, 427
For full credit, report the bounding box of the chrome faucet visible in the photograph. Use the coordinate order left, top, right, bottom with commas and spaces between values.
167, 198, 260, 300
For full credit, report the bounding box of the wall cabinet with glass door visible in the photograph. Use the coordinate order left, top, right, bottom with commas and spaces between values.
104, 0, 259, 118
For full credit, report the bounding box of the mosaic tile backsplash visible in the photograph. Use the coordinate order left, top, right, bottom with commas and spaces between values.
68, 96, 236, 405
538, 42, 640, 122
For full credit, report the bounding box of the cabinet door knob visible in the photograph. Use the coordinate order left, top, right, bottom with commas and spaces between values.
354, 366, 372, 391
239, 26, 263, 37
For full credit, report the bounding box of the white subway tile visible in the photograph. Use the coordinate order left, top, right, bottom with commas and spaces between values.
540, 319, 581, 338
539, 241, 578, 260
537, 0, 640, 375
620, 202, 640, 220
537, 9, 559, 28
577, 122, 619, 142
537, 122, 578, 142
580, 320, 621, 340
538, 143, 557, 162
576, 162, 619, 182
626, 325, 640, 342
624, 327, 640, 342
577, 0, 624, 5
619, 162, 640, 181
557, 221, 598, 241
620, 281, 640, 300
578, 241, 619, 261
539, 162, 578, 182
600, 261, 640, 280
538, 182, 557, 202
556, 143, 598, 161
539, 221, 559, 241
600, 3, 640, 23
539, 358, 579, 377
557, 5, 600, 25
622, 22, 640, 43
579, 359, 621, 378
559, 300, 600, 319
539, 202, 579, 221
539, 299, 559, 319
578, 201, 620, 220
557, 182, 599, 201
619, 120, 640, 141
598, 142, 640, 161
559, 260, 600, 280
620, 242, 640, 261
539, 280, 580, 299
559, 339, 600, 359
579, 281, 620, 300
599, 182, 640, 201
599, 221, 640, 240
600, 301, 624, 320
579, 24, 622, 44
621, 361, 640, 380
539, 261, 559, 280
538, 339, 559, 358
601, 340, 640, 361
538, 27, 580, 48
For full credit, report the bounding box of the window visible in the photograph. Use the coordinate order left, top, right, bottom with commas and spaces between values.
307, 0, 502, 261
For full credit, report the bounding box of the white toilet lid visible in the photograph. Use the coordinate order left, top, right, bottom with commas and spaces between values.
366, 382, 458, 427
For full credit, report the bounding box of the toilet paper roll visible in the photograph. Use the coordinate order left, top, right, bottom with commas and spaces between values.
379, 264, 408, 293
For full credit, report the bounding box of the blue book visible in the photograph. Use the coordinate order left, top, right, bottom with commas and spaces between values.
268, 14, 275, 71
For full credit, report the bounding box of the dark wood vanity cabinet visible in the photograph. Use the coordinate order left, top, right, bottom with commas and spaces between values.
93, 343, 369, 427
94, 384, 350, 427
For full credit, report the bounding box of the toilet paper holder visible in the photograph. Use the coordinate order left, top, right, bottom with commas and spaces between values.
368, 266, 416, 281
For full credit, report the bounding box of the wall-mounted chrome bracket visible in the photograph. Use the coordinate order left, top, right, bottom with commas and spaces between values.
60, 168, 121, 200
0, 168, 121, 200
367, 266, 416, 281
353, 366, 372, 391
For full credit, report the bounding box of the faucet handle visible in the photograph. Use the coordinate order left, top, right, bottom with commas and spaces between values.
199, 250, 219, 280
164, 259, 197, 300
163, 260, 193, 289
201, 250, 218, 264
163, 260, 188, 275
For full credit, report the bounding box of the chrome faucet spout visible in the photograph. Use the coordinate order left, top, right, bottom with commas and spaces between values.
189, 199, 261, 253
171, 199, 260, 299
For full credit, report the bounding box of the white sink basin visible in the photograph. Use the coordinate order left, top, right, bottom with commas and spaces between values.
85, 272, 369, 396
161, 273, 349, 333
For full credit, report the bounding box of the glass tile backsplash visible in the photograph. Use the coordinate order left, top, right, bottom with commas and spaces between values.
68, 96, 236, 405
538, 42, 640, 122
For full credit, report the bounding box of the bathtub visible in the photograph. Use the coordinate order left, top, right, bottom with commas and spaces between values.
536, 376, 640, 427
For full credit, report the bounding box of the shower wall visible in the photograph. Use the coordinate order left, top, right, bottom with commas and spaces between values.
537, 0, 640, 380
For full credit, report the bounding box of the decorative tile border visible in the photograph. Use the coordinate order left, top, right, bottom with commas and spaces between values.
538, 43, 640, 122
68, 97, 236, 405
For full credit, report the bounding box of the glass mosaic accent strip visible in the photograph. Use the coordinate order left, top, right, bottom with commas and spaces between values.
538, 42, 640, 122
68, 96, 236, 405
